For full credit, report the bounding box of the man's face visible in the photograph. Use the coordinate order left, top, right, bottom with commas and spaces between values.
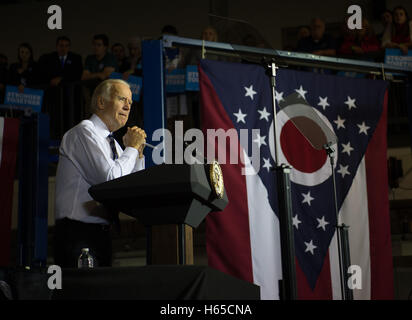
298, 27, 310, 40
112, 45, 125, 60
202, 28, 217, 42
311, 19, 325, 41
93, 39, 107, 57
19, 47, 31, 62
99, 83, 133, 132
56, 40, 70, 57
128, 44, 141, 58
382, 12, 392, 26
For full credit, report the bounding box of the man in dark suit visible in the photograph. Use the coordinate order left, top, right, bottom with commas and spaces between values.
39, 36, 83, 86
39, 36, 83, 138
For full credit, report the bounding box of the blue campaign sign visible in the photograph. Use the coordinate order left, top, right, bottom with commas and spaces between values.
385, 48, 412, 69
128, 75, 142, 102
185, 65, 199, 91
4, 86, 44, 113
336, 71, 366, 79
109, 72, 142, 102
165, 68, 186, 93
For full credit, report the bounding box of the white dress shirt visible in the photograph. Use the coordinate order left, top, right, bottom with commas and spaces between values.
55, 114, 145, 224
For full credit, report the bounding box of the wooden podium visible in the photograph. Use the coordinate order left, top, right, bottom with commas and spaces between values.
88, 163, 228, 265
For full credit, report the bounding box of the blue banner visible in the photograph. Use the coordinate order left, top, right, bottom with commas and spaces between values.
165, 68, 185, 93
185, 65, 199, 91
385, 48, 412, 69
109, 72, 142, 102
4, 86, 44, 113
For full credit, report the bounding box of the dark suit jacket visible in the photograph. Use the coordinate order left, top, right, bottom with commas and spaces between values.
38, 51, 83, 84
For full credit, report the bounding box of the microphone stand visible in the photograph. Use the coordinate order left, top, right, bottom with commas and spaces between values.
324, 143, 353, 300
264, 58, 297, 300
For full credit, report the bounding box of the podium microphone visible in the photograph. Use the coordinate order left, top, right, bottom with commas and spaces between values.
144, 142, 158, 150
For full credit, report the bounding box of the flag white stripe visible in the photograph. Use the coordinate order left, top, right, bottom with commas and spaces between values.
329, 157, 371, 299
0, 117, 4, 165
244, 150, 282, 300
329, 232, 342, 300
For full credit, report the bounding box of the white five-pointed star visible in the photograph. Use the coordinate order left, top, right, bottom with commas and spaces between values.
262, 158, 272, 172
334, 115, 346, 129
244, 85, 257, 100
258, 107, 271, 122
253, 133, 267, 148
302, 191, 314, 206
337, 164, 350, 178
292, 214, 302, 230
233, 108, 247, 123
344, 96, 357, 110
275, 90, 284, 104
316, 216, 330, 231
341, 142, 354, 156
318, 96, 330, 110
295, 85, 308, 99
357, 122, 370, 135
304, 240, 317, 255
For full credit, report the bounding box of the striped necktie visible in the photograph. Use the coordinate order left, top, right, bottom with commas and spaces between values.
108, 133, 118, 160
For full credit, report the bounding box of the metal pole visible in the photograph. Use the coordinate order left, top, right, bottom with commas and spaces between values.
266, 60, 297, 300
326, 145, 353, 300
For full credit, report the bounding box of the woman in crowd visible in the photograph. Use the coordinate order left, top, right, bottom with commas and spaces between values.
8, 42, 39, 91
382, 6, 412, 54
339, 17, 380, 56
201, 26, 219, 42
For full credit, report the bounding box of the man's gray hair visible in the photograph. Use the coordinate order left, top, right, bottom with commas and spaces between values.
90, 79, 130, 113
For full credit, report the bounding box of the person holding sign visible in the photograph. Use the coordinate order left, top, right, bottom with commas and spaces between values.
7, 43, 39, 92
382, 6, 412, 55
54, 79, 146, 268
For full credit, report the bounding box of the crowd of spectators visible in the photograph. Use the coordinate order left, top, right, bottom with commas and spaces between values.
0, 6, 411, 106
293, 6, 412, 59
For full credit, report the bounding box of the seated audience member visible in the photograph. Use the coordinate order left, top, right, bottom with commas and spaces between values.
297, 25, 311, 41
377, 9, 393, 43
162, 24, 178, 36
338, 18, 380, 56
123, 37, 142, 79
38, 36, 83, 86
297, 18, 337, 56
111, 43, 130, 73
202, 26, 219, 42
382, 6, 412, 54
82, 34, 118, 81
186, 26, 220, 64
8, 43, 39, 91
161, 25, 186, 71
285, 25, 311, 51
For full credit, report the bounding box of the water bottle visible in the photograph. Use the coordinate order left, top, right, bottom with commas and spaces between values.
77, 248, 94, 268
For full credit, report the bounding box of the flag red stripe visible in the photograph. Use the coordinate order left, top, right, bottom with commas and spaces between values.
199, 66, 254, 284
365, 91, 394, 299
296, 253, 333, 299
0, 118, 20, 266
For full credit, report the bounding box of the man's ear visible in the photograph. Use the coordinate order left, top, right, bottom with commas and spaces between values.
97, 96, 105, 110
